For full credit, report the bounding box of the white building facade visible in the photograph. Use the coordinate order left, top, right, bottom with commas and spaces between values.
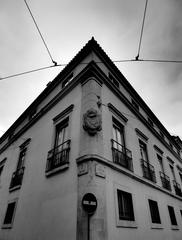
0, 38, 182, 240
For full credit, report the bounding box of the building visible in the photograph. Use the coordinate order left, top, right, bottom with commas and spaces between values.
0, 38, 182, 240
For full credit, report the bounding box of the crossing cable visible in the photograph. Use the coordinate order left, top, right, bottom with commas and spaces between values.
0, 64, 64, 80
2, 58, 182, 81
24, 0, 57, 65
135, 0, 148, 60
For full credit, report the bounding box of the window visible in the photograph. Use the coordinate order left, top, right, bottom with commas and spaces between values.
46, 117, 71, 174
108, 73, 119, 88
2, 201, 17, 228
139, 140, 148, 162
148, 199, 161, 224
9, 139, 31, 191
140, 140, 156, 182
157, 154, 164, 173
179, 172, 182, 184
117, 189, 135, 221
112, 119, 125, 149
55, 118, 69, 149
131, 99, 139, 111
17, 148, 27, 170
169, 165, 176, 181
111, 118, 133, 171
0, 158, 6, 182
168, 206, 177, 226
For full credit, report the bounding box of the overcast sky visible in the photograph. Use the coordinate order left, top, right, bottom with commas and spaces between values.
0, 0, 182, 138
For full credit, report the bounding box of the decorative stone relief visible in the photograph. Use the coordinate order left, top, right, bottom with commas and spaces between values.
78, 162, 88, 176
83, 108, 102, 135
95, 163, 106, 178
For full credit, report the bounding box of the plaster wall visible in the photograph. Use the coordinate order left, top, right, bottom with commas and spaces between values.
0, 84, 82, 240
101, 84, 182, 239
105, 168, 182, 240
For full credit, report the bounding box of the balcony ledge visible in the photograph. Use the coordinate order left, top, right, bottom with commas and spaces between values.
45, 163, 69, 177
9, 185, 21, 193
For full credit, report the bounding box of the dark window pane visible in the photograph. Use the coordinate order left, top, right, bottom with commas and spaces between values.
17, 148, 26, 170
180, 210, 182, 218
0, 165, 4, 176
3, 202, 16, 225
117, 189, 135, 221
139, 140, 148, 162
148, 199, 161, 224
168, 205, 177, 226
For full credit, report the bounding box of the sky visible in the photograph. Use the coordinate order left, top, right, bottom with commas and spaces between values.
0, 0, 182, 138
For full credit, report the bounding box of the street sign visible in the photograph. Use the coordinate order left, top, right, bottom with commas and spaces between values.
82, 193, 97, 215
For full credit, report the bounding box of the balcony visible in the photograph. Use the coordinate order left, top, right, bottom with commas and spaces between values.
111, 139, 133, 171
173, 180, 182, 197
46, 140, 71, 173
160, 171, 171, 191
9, 167, 24, 191
141, 159, 156, 183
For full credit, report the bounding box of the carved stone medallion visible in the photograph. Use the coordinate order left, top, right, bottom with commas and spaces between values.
83, 108, 102, 135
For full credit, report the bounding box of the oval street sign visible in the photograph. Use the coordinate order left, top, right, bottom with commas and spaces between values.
82, 193, 97, 215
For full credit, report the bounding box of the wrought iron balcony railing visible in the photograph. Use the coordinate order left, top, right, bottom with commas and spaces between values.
46, 140, 71, 173
111, 139, 133, 171
141, 159, 156, 183
9, 167, 25, 190
173, 180, 182, 197
160, 171, 171, 191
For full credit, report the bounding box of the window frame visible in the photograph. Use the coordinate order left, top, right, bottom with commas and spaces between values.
145, 196, 163, 229
16, 147, 27, 171
169, 164, 176, 181
179, 172, 182, 185
114, 184, 137, 228
157, 154, 165, 173
148, 199, 162, 228
139, 139, 149, 162
112, 117, 125, 150
0, 158, 6, 184
167, 205, 179, 230
2, 199, 18, 229
46, 105, 74, 177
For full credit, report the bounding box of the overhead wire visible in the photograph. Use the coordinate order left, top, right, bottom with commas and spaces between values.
1, 0, 182, 81
2, 58, 182, 80
0, 64, 65, 80
24, 0, 57, 65
135, 0, 148, 60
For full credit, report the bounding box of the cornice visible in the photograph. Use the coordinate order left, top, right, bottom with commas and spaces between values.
135, 128, 149, 142
53, 104, 74, 123
76, 154, 182, 202
107, 103, 128, 123
153, 145, 164, 155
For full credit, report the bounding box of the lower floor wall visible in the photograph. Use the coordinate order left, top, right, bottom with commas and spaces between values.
77, 157, 182, 240
0, 157, 182, 240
